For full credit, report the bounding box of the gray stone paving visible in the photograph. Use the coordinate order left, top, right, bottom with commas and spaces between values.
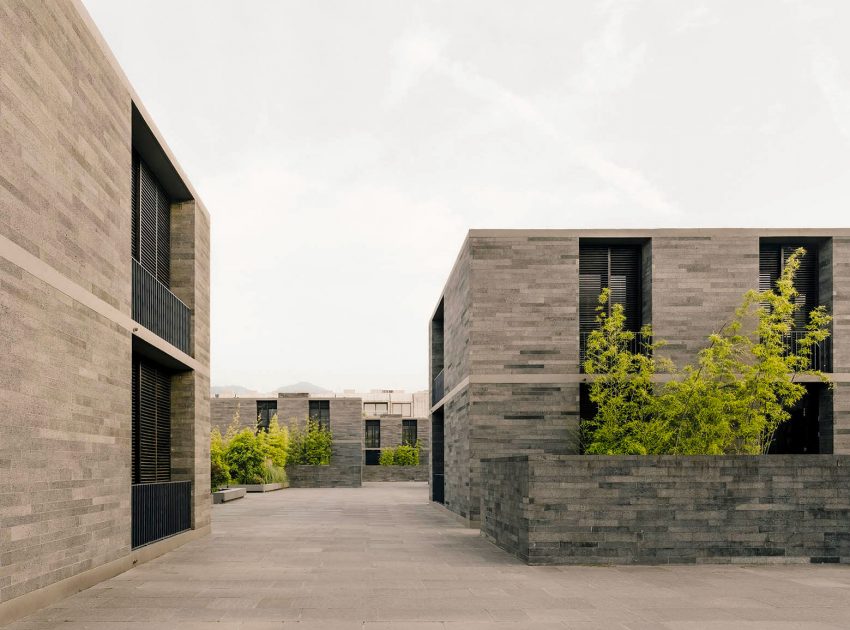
7, 482, 850, 629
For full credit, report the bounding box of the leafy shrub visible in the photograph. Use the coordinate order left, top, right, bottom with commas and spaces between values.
379, 441, 421, 466
393, 442, 420, 466
210, 427, 231, 491
261, 459, 288, 484
224, 429, 269, 484
582, 248, 831, 455
288, 420, 333, 465
259, 415, 289, 468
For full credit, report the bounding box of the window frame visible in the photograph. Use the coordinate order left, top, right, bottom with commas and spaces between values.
402, 419, 418, 446
309, 399, 331, 431
364, 402, 389, 416
392, 402, 412, 416
365, 419, 381, 449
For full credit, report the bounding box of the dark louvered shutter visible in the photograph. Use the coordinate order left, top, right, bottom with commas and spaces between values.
134, 156, 171, 286
579, 246, 608, 334
138, 162, 158, 276
131, 152, 140, 261
579, 244, 641, 333
132, 356, 172, 484
783, 245, 817, 329
156, 184, 170, 286
759, 244, 818, 329
759, 245, 780, 294
610, 247, 641, 332
132, 356, 139, 484
155, 370, 171, 482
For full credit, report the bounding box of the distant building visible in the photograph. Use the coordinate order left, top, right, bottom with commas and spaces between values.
210, 389, 430, 481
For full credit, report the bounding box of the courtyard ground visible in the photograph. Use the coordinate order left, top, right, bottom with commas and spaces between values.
7, 482, 850, 629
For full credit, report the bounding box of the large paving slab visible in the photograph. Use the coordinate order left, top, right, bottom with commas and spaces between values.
6, 482, 850, 629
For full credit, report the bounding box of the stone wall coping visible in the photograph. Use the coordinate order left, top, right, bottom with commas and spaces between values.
481, 454, 850, 463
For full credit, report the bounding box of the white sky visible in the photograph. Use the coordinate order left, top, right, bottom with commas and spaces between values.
82, 0, 850, 392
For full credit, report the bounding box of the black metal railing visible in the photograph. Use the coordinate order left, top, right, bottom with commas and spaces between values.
132, 259, 191, 355
782, 332, 832, 372
432, 369, 445, 406
131, 481, 192, 548
579, 331, 651, 373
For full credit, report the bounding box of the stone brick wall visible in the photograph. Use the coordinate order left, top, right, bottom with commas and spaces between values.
0, 0, 132, 314
466, 382, 578, 522
441, 388, 471, 518
470, 235, 580, 374
0, 0, 211, 614
280, 395, 362, 488
0, 0, 136, 607
287, 464, 361, 488
481, 455, 850, 565
210, 396, 267, 433
0, 259, 132, 603
362, 466, 429, 482
650, 233, 758, 368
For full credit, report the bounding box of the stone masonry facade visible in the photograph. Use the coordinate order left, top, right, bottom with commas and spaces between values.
481, 455, 850, 565
430, 229, 850, 525
279, 394, 362, 488
211, 396, 430, 484
0, 0, 211, 621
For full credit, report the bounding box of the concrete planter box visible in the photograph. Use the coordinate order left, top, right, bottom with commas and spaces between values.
362, 465, 429, 482
232, 482, 286, 492
212, 487, 246, 504
481, 454, 850, 566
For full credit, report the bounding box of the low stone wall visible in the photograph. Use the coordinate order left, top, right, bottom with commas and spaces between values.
287, 462, 361, 488
481, 455, 850, 565
362, 465, 429, 482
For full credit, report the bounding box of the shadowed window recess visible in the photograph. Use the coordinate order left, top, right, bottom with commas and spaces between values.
309, 400, 330, 430
256, 400, 277, 433
365, 420, 381, 465
759, 241, 830, 372
579, 241, 647, 367
402, 419, 418, 446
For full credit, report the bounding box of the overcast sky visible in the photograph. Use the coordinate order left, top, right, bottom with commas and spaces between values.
82, 0, 850, 393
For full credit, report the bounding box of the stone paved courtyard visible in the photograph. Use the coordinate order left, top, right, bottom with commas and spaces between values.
7, 482, 850, 629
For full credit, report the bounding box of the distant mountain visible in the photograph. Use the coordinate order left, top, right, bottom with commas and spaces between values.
275, 381, 332, 395
210, 384, 259, 396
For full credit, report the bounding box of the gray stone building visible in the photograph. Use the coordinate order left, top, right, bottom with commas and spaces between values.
429, 229, 850, 525
0, 0, 211, 623
211, 393, 364, 487
211, 391, 430, 482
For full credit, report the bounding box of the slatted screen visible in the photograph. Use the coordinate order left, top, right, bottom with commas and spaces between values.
131, 151, 170, 287
131, 153, 139, 261
132, 355, 172, 485
579, 244, 642, 333
759, 244, 818, 328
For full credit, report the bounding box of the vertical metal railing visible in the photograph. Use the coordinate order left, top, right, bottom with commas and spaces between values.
579, 331, 651, 373
131, 481, 192, 548
782, 332, 831, 372
132, 259, 191, 355
431, 369, 445, 406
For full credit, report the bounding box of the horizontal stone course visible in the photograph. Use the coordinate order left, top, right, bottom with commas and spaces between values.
362, 465, 429, 482
481, 454, 850, 565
